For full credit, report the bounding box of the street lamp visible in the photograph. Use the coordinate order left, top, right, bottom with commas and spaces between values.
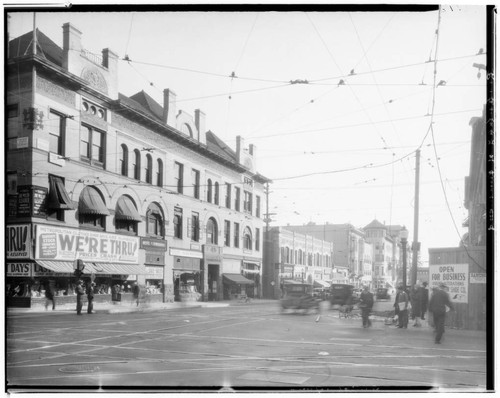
400, 226, 409, 291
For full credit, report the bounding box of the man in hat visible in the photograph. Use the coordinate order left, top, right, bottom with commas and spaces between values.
358, 285, 374, 328
429, 283, 454, 344
420, 281, 429, 320
75, 280, 85, 315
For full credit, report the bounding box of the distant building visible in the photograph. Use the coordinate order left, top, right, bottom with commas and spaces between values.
283, 223, 365, 286
262, 227, 334, 299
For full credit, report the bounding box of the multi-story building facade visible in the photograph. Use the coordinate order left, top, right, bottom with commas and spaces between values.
263, 227, 334, 299
283, 223, 365, 285
6, 23, 269, 307
363, 220, 395, 290
360, 241, 374, 288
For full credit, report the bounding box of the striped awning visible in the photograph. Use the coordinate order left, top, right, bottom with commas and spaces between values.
47, 176, 76, 210
79, 187, 110, 215
223, 273, 254, 285
314, 279, 331, 288
36, 260, 148, 275
115, 196, 142, 222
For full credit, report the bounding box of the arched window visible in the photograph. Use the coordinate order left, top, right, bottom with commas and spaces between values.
214, 182, 219, 205
120, 144, 128, 176
206, 217, 218, 245
133, 149, 141, 180
78, 186, 108, 229
207, 179, 213, 203
243, 227, 252, 250
156, 159, 163, 187
146, 202, 164, 237
115, 195, 141, 235
145, 154, 153, 184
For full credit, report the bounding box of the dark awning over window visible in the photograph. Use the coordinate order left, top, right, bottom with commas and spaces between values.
79, 187, 110, 215
47, 176, 76, 210
116, 196, 142, 222
223, 273, 254, 285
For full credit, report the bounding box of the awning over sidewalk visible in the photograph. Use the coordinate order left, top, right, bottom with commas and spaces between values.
223, 273, 254, 285
36, 260, 149, 275
314, 279, 331, 288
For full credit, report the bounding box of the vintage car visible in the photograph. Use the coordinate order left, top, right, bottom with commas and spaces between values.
280, 282, 320, 313
329, 283, 357, 307
376, 287, 391, 300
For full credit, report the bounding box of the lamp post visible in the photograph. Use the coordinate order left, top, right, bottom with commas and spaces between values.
400, 227, 409, 291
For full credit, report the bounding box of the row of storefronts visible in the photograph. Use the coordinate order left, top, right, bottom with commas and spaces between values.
6, 223, 261, 308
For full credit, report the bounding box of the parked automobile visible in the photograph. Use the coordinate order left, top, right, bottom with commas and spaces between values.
280, 282, 320, 313
376, 287, 391, 300
329, 284, 357, 306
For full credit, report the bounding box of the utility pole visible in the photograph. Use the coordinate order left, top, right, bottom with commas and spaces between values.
411, 149, 420, 286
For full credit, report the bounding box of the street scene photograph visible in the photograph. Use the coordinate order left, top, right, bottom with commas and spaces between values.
4, 4, 493, 393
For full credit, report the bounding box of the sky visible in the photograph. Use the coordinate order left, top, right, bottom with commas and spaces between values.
6, 5, 488, 264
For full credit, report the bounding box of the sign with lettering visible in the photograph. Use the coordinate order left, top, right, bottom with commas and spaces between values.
170, 248, 203, 259
16, 185, 48, 218
470, 273, 486, 284
7, 262, 31, 277
145, 253, 165, 265
35, 225, 139, 264
6, 224, 31, 259
429, 264, 469, 303
140, 237, 167, 251
145, 266, 164, 278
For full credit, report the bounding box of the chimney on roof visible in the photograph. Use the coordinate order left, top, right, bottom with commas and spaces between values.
163, 89, 177, 127
102, 48, 118, 99
236, 136, 245, 164
62, 23, 82, 71
195, 109, 206, 144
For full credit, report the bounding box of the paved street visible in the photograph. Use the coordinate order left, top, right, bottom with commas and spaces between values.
6, 300, 487, 391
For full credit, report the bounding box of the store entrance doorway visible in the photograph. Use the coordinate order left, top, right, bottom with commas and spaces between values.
207, 264, 220, 301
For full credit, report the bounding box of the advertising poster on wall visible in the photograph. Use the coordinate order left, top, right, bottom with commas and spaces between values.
35, 225, 139, 264
6, 224, 31, 259
429, 263, 469, 303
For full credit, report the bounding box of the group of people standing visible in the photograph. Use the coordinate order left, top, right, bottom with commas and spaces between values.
393, 281, 454, 344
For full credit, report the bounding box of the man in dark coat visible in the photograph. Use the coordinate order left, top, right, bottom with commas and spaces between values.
429, 283, 454, 344
358, 285, 374, 328
44, 282, 56, 310
76, 280, 85, 315
132, 282, 140, 307
87, 282, 95, 314
410, 282, 422, 327
420, 281, 429, 320
394, 285, 409, 328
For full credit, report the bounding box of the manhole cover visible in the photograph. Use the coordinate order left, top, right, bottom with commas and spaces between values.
59, 364, 100, 373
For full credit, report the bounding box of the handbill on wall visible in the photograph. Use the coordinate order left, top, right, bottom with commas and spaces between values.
429, 263, 469, 303
35, 225, 139, 264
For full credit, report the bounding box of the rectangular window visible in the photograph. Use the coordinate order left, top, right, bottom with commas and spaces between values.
255, 228, 260, 251
7, 104, 19, 118
47, 110, 66, 156
191, 212, 200, 242
234, 222, 240, 248
80, 124, 105, 167
192, 169, 200, 199
234, 187, 241, 211
174, 162, 184, 194
174, 207, 183, 239
244, 191, 252, 214
224, 220, 231, 247
256, 196, 261, 218
225, 183, 231, 208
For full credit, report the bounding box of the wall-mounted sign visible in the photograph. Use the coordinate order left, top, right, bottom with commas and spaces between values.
17, 185, 48, 218
470, 273, 486, 284
7, 262, 31, 277
170, 248, 203, 259
145, 253, 165, 265
6, 224, 31, 259
140, 237, 167, 251
35, 224, 139, 264
429, 264, 469, 303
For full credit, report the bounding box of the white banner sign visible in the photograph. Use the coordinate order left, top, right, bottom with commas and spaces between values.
7, 262, 31, 276
429, 264, 469, 303
470, 273, 486, 284
6, 225, 31, 259
35, 225, 139, 264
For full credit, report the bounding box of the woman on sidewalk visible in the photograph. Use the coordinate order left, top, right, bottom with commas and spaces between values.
394, 285, 409, 328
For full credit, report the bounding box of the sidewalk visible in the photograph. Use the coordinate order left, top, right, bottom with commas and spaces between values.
6, 298, 276, 315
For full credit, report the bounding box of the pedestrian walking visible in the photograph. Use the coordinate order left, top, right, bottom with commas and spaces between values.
132, 282, 140, 307
428, 283, 454, 344
420, 281, 429, 320
358, 285, 374, 328
76, 280, 85, 315
87, 282, 95, 314
394, 285, 409, 328
410, 282, 422, 327
44, 282, 56, 310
